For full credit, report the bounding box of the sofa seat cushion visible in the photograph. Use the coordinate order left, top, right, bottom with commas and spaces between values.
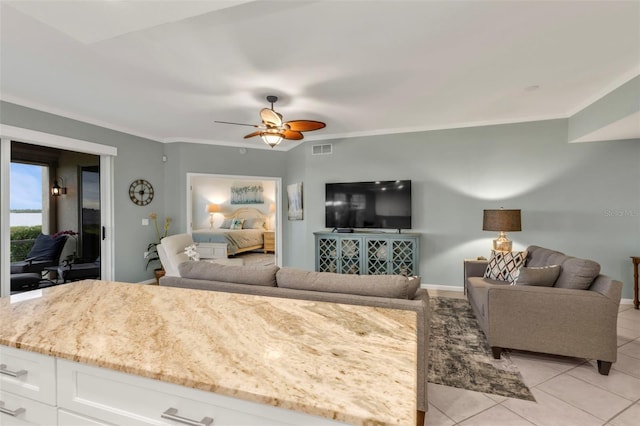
484, 250, 527, 282
276, 268, 420, 299
179, 261, 279, 287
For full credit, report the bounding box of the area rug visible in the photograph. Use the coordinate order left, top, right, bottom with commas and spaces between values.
428, 297, 535, 401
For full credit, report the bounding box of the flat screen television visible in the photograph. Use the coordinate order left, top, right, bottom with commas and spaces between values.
325, 180, 412, 230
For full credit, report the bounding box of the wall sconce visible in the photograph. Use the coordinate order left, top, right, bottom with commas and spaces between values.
207, 203, 221, 230
483, 208, 521, 252
51, 178, 67, 196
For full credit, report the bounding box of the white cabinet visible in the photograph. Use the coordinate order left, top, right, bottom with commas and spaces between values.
0, 347, 57, 426
58, 410, 114, 426
57, 359, 344, 426
0, 346, 56, 405
1, 346, 344, 426
0, 391, 56, 426
195, 242, 227, 259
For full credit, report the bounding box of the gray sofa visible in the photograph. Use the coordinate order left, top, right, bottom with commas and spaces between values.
160, 261, 429, 417
465, 245, 623, 375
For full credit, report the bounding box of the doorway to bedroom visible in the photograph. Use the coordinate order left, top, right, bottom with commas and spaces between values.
186, 173, 282, 267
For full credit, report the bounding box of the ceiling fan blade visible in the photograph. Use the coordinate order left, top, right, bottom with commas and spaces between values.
260, 108, 283, 127
243, 131, 262, 139
282, 130, 304, 140
284, 120, 326, 132
215, 120, 259, 128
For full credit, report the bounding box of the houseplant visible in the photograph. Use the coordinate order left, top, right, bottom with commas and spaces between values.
146, 213, 172, 283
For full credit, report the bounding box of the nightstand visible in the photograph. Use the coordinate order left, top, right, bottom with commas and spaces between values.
263, 231, 275, 253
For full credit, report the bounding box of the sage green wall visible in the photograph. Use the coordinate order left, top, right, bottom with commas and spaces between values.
283, 119, 640, 300
3, 101, 639, 300
161, 142, 287, 237
1, 101, 165, 283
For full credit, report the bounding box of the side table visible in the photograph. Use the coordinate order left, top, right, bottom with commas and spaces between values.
464, 259, 488, 295
632, 256, 639, 310
263, 231, 275, 253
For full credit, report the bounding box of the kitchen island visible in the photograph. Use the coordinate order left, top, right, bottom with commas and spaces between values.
0, 280, 417, 425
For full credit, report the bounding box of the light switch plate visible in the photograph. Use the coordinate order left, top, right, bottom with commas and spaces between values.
142, 218, 149, 226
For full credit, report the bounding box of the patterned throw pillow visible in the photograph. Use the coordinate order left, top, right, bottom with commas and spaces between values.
230, 218, 244, 230
219, 218, 232, 229
484, 250, 527, 282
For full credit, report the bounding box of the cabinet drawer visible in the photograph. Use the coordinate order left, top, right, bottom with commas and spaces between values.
0, 347, 56, 405
58, 410, 114, 426
57, 360, 344, 426
0, 390, 56, 426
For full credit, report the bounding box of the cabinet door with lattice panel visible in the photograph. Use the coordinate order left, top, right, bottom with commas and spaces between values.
392, 239, 416, 276
340, 238, 361, 274
317, 237, 338, 273
366, 239, 390, 274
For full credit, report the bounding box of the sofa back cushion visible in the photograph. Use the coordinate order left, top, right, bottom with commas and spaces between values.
276, 268, 420, 299
179, 261, 279, 287
554, 258, 600, 290
525, 246, 600, 290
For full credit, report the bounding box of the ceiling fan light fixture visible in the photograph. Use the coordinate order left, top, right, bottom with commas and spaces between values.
261, 130, 284, 148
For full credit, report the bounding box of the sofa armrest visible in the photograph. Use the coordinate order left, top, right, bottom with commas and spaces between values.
486, 285, 619, 362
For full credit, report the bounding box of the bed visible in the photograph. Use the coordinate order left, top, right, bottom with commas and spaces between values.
192, 207, 268, 256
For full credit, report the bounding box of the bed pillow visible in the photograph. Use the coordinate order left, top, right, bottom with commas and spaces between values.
243, 218, 266, 229
484, 250, 527, 282
230, 218, 244, 229
513, 265, 561, 287
219, 218, 232, 229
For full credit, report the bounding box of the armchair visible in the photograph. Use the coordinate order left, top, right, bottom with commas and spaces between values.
10, 233, 69, 274
10, 234, 71, 292
157, 234, 195, 277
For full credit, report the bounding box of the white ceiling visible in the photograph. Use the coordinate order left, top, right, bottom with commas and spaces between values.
1, 0, 639, 151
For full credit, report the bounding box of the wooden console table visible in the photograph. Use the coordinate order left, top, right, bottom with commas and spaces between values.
632, 256, 639, 309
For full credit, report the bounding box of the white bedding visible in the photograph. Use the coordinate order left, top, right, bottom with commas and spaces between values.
193, 228, 264, 255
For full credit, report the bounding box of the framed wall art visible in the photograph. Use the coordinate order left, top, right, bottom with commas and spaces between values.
230, 181, 264, 205
287, 182, 303, 220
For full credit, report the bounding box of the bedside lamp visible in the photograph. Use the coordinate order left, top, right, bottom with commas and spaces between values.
483, 208, 521, 252
268, 203, 275, 230
207, 203, 220, 230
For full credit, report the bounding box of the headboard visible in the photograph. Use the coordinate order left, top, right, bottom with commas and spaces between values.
224, 207, 268, 229
225, 207, 267, 221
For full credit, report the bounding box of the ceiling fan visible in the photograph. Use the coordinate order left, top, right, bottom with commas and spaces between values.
215, 95, 326, 148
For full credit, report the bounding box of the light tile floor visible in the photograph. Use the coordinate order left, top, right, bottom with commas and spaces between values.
426, 289, 640, 426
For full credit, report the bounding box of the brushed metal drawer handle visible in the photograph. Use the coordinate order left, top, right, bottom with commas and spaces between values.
161, 408, 213, 426
0, 401, 26, 417
0, 364, 27, 378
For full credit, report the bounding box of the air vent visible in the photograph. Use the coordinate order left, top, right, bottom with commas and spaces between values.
312, 144, 332, 155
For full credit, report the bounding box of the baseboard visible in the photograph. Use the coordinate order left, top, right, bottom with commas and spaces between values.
138, 278, 157, 285
421, 283, 464, 292
620, 298, 634, 305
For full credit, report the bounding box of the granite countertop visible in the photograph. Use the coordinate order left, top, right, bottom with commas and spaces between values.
0, 280, 417, 425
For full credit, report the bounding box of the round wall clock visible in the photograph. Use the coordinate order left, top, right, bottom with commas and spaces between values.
129, 179, 154, 206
